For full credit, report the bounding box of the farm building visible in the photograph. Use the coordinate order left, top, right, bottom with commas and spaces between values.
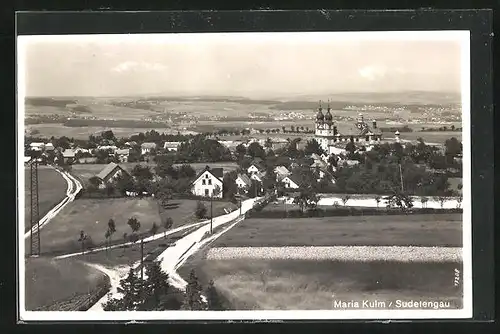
281, 174, 301, 189
235, 173, 252, 190
163, 141, 181, 152
247, 160, 265, 175
141, 142, 157, 155
191, 166, 224, 198
62, 149, 76, 164
94, 162, 130, 189
274, 165, 291, 181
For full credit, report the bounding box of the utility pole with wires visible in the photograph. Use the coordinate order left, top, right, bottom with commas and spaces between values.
140, 238, 144, 282
399, 163, 404, 192
29, 157, 40, 257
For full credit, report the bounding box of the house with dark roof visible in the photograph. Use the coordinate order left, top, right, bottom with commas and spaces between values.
94, 162, 130, 189
235, 173, 252, 189
280, 173, 301, 189
191, 166, 224, 198
247, 160, 265, 175
62, 149, 76, 164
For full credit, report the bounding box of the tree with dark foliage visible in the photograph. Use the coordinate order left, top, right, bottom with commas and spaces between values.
181, 270, 206, 310
205, 280, 225, 310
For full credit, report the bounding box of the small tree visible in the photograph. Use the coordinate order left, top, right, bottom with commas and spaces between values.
78, 230, 87, 255
206, 280, 224, 310
435, 196, 447, 208
104, 229, 111, 255
420, 197, 428, 208
127, 217, 141, 241
103, 268, 142, 311
107, 218, 116, 249
195, 201, 207, 219
162, 217, 174, 239
341, 195, 351, 207
374, 195, 381, 208
138, 260, 181, 311
150, 222, 159, 237
181, 269, 206, 310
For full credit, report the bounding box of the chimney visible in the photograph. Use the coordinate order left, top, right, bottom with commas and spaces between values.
372, 120, 377, 129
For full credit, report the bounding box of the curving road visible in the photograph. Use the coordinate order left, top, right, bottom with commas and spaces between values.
87, 197, 262, 311
24, 167, 83, 240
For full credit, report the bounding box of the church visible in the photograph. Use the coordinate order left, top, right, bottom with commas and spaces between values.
314, 101, 382, 154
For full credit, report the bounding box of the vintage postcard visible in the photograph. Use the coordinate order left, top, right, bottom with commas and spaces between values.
17, 30, 471, 321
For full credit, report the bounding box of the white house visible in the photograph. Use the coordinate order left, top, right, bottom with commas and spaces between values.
235, 173, 252, 189
250, 172, 264, 183
191, 167, 224, 198
281, 174, 301, 189
141, 142, 157, 155
163, 141, 181, 152
44, 143, 55, 151
247, 163, 264, 175
29, 142, 45, 151
274, 165, 291, 181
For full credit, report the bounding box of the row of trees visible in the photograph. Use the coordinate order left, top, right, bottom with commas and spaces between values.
103, 265, 224, 311
78, 215, 174, 255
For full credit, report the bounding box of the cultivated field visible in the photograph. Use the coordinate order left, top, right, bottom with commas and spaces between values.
24, 166, 67, 231
25, 256, 108, 311
213, 214, 463, 248
179, 258, 462, 310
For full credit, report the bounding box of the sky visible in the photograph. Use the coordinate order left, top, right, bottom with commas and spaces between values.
19, 32, 467, 98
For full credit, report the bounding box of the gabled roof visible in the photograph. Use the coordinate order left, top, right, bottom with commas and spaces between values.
96, 162, 128, 180
283, 173, 302, 187
274, 165, 290, 175
236, 173, 252, 186
192, 166, 224, 185
62, 149, 75, 158
141, 142, 157, 148
115, 148, 130, 155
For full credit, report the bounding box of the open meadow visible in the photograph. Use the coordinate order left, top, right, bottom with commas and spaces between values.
27, 197, 238, 256
179, 258, 462, 310
24, 166, 68, 232
178, 212, 463, 310
213, 214, 463, 248
25, 256, 108, 311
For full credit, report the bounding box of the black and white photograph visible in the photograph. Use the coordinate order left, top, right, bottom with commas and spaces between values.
17, 30, 471, 321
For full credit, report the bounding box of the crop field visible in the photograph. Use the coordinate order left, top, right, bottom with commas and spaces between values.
25, 256, 108, 311
212, 214, 462, 248
398, 131, 462, 144
24, 166, 67, 232
179, 258, 462, 310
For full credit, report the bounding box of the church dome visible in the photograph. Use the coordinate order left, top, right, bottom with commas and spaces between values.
316, 109, 324, 121
324, 109, 333, 122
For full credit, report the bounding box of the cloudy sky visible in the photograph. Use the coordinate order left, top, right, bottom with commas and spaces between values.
19, 32, 467, 98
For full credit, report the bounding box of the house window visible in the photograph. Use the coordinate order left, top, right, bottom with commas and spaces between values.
205, 189, 209, 196
208, 179, 212, 185
202, 179, 206, 185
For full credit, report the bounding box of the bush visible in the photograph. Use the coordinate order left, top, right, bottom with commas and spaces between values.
247, 207, 462, 219
195, 201, 208, 219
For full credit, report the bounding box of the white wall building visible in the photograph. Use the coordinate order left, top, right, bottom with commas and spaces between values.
191, 167, 224, 198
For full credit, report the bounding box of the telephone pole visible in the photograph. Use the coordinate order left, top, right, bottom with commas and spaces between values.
30, 156, 40, 257
399, 163, 404, 192
140, 238, 144, 281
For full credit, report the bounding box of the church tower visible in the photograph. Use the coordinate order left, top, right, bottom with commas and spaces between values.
315, 100, 324, 137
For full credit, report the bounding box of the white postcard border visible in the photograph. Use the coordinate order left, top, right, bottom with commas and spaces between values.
17, 30, 472, 321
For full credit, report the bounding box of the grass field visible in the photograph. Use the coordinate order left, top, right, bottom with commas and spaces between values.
25, 257, 108, 311
24, 166, 67, 231
28, 197, 238, 255
179, 258, 462, 310
28, 198, 162, 255
212, 214, 463, 248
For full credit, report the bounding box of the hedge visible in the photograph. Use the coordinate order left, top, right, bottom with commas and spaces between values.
246, 207, 463, 219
